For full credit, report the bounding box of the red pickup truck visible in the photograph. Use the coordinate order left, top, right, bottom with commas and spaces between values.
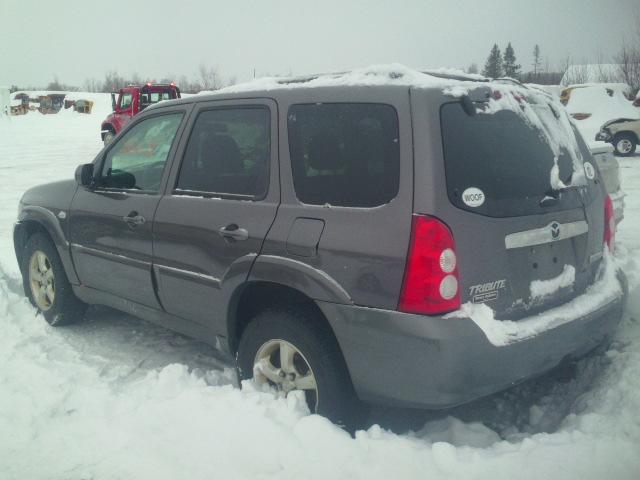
100, 83, 181, 145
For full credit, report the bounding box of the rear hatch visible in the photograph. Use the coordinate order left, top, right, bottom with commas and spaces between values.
438, 89, 605, 319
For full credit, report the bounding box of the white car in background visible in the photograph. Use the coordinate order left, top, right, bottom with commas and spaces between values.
561, 84, 638, 139
559, 83, 633, 224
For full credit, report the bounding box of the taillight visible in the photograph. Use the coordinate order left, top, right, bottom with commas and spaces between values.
399, 215, 461, 315
604, 195, 615, 253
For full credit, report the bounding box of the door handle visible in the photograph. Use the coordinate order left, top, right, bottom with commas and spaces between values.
123, 211, 146, 227
218, 224, 249, 242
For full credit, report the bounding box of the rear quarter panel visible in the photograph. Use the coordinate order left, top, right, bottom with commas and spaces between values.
256, 86, 414, 310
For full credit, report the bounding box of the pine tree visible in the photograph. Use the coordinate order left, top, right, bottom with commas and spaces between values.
482, 44, 503, 78
532, 44, 542, 76
503, 43, 521, 79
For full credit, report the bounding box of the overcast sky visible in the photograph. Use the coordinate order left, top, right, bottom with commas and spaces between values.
1, 0, 638, 87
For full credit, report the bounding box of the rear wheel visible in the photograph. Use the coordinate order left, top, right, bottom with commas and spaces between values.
613, 132, 637, 156
21, 233, 87, 326
237, 306, 366, 430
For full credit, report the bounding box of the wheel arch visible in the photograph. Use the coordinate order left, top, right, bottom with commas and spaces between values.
14, 210, 79, 284
227, 280, 343, 356
613, 130, 639, 145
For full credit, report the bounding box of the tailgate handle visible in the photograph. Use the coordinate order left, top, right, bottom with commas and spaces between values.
218, 224, 249, 242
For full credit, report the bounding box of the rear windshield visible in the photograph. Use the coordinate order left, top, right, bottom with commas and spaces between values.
440, 101, 591, 217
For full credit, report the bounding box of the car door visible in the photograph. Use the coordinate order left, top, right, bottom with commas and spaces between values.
152, 99, 279, 334
69, 108, 188, 308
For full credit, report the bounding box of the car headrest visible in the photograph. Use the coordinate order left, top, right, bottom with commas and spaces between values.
307, 132, 343, 171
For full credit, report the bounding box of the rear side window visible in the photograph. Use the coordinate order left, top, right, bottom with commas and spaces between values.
176, 107, 270, 198
288, 103, 399, 207
441, 102, 588, 217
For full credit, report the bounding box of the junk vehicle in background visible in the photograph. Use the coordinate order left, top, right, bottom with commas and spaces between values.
100, 82, 181, 145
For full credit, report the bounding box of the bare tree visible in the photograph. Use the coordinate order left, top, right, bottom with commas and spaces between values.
616, 32, 640, 95
198, 64, 221, 91
532, 44, 542, 77
102, 71, 125, 93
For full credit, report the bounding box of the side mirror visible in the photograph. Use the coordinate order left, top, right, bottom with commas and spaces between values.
111, 93, 117, 112
75, 163, 94, 187
103, 171, 136, 189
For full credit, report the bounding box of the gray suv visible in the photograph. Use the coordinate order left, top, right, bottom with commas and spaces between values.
14, 69, 627, 428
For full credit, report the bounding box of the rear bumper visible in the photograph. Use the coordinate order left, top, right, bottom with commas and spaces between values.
318, 271, 627, 409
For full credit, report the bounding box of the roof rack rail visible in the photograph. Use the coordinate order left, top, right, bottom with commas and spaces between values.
421, 70, 489, 82
494, 77, 528, 88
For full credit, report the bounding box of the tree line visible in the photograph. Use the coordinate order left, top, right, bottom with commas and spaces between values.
474, 32, 640, 94
470, 42, 564, 84
9, 64, 236, 94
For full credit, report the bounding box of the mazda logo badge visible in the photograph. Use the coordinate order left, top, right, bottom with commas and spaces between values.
551, 222, 560, 239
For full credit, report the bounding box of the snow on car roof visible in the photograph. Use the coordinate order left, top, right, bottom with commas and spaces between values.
204, 64, 492, 95
199, 64, 587, 192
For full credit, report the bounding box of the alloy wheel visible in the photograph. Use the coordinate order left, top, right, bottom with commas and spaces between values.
28, 250, 55, 311
616, 138, 633, 154
253, 339, 319, 411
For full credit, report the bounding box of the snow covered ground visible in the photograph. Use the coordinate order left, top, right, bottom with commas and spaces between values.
0, 96, 639, 480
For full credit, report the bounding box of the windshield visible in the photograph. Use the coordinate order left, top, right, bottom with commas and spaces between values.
140, 89, 178, 109
440, 100, 593, 217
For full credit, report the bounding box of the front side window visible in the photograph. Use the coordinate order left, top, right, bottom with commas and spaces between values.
288, 103, 400, 208
119, 93, 133, 110
100, 113, 183, 192
176, 107, 270, 198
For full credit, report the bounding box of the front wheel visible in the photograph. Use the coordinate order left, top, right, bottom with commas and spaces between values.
237, 306, 365, 429
613, 132, 637, 156
103, 130, 115, 146
21, 233, 87, 326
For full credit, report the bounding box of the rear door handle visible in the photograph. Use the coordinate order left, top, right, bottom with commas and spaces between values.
123, 211, 145, 227
218, 224, 249, 242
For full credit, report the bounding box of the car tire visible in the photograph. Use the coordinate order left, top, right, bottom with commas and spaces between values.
21, 233, 87, 326
103, 130, 115, 146
237, 306, 366, 430
613, 132, 637, 156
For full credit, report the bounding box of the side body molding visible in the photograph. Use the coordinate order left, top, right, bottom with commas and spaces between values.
16, 205, 79, 284
247, 255, 353, 305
